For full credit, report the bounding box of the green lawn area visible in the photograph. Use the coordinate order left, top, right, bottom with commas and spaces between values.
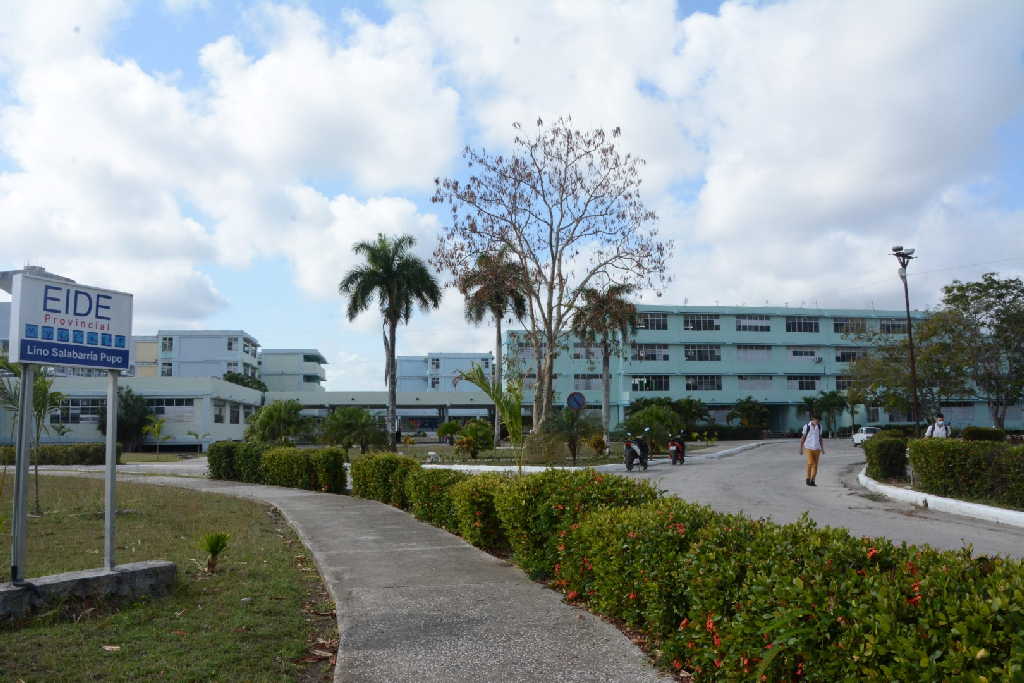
0, 473, 336, 681
392, 441, 710, 466
122, 451, 193, 463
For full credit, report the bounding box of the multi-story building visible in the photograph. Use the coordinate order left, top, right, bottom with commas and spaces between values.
397, 352, 494, 393
259, 349, 328, 392
507, 305, 1023, 432
154, 330, 260, 379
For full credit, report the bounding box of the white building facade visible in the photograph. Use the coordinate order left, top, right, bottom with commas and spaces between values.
259, 349, 327, 392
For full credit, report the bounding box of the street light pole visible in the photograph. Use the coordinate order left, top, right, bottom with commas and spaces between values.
892, 246, 922, 433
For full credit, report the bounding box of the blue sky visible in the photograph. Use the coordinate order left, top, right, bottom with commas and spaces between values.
2, 0, 1022, 390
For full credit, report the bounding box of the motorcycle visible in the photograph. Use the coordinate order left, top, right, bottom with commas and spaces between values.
667, 433, 686, 465
624, 430, 649, 472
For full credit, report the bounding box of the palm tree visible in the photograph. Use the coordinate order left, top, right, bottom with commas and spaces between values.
726, 396, 769, 428
458, 250, 528, 447
571, 284, 636, 449
340, 234, 441, 449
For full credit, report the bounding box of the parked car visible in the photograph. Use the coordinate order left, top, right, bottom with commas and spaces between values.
852, 426, 880, 446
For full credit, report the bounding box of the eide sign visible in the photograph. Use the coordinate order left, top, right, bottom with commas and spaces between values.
9, 273, 133, 371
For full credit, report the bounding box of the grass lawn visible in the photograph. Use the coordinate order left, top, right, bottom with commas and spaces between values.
390, 441, 710, 467
0, 473, 336, 681
122, 451, 193, 463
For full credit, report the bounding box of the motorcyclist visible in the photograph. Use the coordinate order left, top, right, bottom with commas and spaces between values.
635, 430, 649, 471
667, 433, 686, 465
624, 434, 643, 472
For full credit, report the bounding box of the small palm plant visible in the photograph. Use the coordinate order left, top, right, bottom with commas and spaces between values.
200, 532, 230, 573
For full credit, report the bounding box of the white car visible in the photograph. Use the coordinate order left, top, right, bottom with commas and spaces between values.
852, 426, 880, 446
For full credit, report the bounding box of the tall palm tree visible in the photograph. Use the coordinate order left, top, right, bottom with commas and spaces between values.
458, 251, 528, 446
571, 284, 636, 449
339, 233, 441, 448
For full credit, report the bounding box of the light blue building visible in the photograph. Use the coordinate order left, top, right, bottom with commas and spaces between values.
508, 305, 1023, 432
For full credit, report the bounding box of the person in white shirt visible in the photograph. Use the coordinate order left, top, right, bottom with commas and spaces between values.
799, 415, 824, 487
925, 413, 950, 438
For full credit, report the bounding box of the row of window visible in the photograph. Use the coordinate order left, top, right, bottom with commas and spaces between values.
633, 313, 907, 334
619, 345, 870, 363
614, 374, 853, 393
160, 336, 259, 357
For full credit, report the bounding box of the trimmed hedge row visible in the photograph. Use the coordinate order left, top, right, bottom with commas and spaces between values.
348, 455, 1024, 680
349, 454, 418, 505
0, 443, 122, 466
206, 441, 346, 493
909, 439, 1024, 509
864, 436, 908, 480
962, 426, 1007, 442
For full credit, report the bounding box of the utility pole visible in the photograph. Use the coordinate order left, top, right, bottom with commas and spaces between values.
892, 246, 922, 433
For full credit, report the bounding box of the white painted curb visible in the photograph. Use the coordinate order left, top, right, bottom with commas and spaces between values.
689, 441, 769, 461
858, 467, 1024, 529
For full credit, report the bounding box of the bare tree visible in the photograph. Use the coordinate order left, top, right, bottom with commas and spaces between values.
432, 117, 670, 429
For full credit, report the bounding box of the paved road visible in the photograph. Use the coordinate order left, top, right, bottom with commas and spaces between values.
631, 439, 1024, 559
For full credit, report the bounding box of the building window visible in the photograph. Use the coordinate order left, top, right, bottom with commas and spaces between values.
866, 406, 880, 422
736, 314, 771, 332
631, 375, 670, 392
736, 344, 772, 361
835, 348, 866, 363
303, 375, 320, 383
737, 375, 773, 391
213, 401, 226, 424
635, 312, 668, 330
303, 354, 320, 363
835, 376, 853, 391
161, 336, 173, 352
227, 361, 239, 372
789, 347, 819, 360
430, 377, 440, 388
633, 343, 670, 361
574, 374, 602, 390
785, 317, 819, 333
683, 313, 720, 331
572, 343, 598, 360
683, 344, 721, 362
787, 375, 819, 391
888, 410, 910, 423
430, 358, 440, 370
833, 318, 867, 334
161, 362, 173, 377
880, 318, 908, 334
230, 404, 240, 424
50, 398, 106, 425
227, 337, 237, 351
685, 375, 722, 391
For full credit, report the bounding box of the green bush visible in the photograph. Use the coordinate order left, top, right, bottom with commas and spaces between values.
350, 453, 421, 507
697, 424, 764, 441
450, 472, 511, 552
261, 447, 317, 490
207, 441, 239, 480
492, 469, 658, 579
310, 446, 348, 493
235, 442, 270, 483
909, 439, 1024, 508
872, 424, 920, 437
458, 419, 494, 454
864, 436, 908, 480
404, 468, 471, 532
0, 443, 123, 466
961, 426, 1007, 442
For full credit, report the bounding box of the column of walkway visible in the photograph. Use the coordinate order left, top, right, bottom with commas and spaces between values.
92, 474, 667, 683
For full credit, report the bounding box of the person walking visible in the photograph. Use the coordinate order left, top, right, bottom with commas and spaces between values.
924, 413, 950, 438
800, 414, 824, 486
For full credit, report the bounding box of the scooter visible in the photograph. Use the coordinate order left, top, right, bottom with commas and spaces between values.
624, 430, 649, 472
667, 433, 686, 465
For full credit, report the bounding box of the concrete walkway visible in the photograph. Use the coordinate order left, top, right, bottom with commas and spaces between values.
45, 472, 667, 683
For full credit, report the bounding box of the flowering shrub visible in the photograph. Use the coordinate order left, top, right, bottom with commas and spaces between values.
864, 436, 908, 480
492, 469, 657, 578
350, 453, 421, 507
404, 468, 471, 532
450, 473, 511, 552
909, 439, 1024, 508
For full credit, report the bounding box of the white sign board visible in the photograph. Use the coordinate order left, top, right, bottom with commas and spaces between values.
8, 273, 133, 371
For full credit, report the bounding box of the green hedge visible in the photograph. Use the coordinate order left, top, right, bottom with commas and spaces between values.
0, 443, 122, 466
909, 439, 1024, 508
962, 426, 1007, 442
207, 440, 346, 494
350, 453, 420, 506
404, 468, 471, 532
492, 469, 658, 579
864, 437, 908, 480
450, 472, 511, 552
556, 499, 1024, 680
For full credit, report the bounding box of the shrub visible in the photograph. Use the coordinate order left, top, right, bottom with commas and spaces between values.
697, 424, 764, 441
437, 421, 461, 443
909, 439, 1024, 508
961, 426, 1007, 442
404, 468, 471, 532
310, 447, 348, 493
459, 419, 494, 454
864, 436, 908, 480
261, 447, 317, 490
450, 473, 511, 552
492, 469, 658, 578
350, 453, 421, 507
236, 441, 270, 483
0, 443, 122, 466
207, 441, 239, 480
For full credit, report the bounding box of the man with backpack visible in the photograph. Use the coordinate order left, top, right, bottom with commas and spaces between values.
799, 415, 824, 487
925, 413, 950, 438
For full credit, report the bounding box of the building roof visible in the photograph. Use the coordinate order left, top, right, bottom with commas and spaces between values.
261, 349, 328, 363
156, 330, 259, 342
0, 265, 76, 294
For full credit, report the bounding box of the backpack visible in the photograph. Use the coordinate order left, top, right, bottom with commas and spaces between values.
927, 423, 949, 438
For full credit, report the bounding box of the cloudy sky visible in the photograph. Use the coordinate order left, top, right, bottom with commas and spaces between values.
2, 0, 1022, 390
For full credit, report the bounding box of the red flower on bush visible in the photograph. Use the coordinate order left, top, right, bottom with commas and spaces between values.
627, 531, 638, 539
907, 594, 922, 606
867, 547, 879, 560
679, 618, 690, 630
566, 590, 579, 600
628, 592, 637, 600
714, 658, 723, 668
712, 633, 721, 648
672, 659, 683, 670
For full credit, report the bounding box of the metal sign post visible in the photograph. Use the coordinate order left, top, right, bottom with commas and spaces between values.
10, 364, 35, 584
104, 370, 119, 570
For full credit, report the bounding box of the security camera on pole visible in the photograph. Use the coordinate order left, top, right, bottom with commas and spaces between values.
5, 269, 133, 583
891, 246, 922, 433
